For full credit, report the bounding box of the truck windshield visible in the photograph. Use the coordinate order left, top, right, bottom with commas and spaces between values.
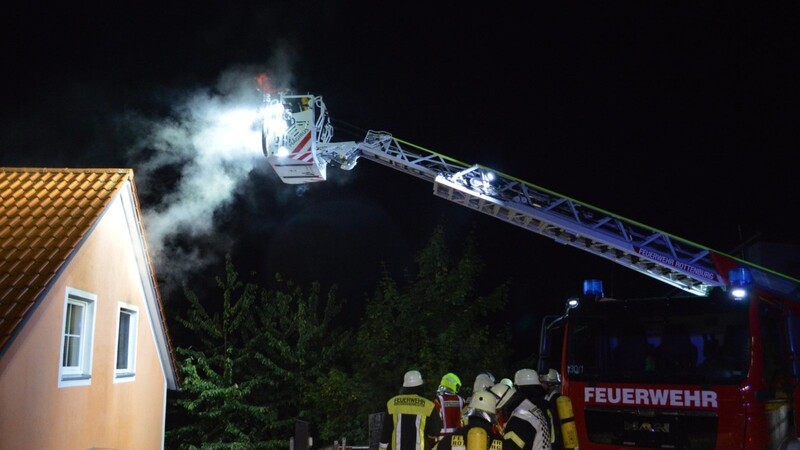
565, 294, 750, 384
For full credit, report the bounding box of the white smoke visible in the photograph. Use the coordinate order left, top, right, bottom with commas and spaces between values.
129, 67, 277, 294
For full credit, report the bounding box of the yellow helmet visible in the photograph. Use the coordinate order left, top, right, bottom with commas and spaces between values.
439, 372, 462, 393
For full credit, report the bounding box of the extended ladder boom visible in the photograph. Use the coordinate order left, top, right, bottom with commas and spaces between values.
258, 88, 800, 301
349, 132, 798, 300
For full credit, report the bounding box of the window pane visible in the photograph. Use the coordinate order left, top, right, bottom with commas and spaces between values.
63, 336, 80, 367
66, 302, 84, 334
116, 311, 131, 370
566, 292, 750, 385
63, 302, 84, 368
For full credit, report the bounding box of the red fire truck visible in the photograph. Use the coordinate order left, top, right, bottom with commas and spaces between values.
256, 79, 800, 449
538, 245, 800, 450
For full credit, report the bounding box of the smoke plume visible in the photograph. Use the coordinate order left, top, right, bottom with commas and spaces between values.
128, 66, 283, 296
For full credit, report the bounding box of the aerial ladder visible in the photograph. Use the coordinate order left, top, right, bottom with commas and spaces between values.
256, 75, 800, 301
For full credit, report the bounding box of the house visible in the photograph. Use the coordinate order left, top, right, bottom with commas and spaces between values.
0, 168, 179, 449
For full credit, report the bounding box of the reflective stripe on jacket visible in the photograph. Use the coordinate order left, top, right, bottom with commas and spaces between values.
435, 393, 466, 437
501, 399, 551, 450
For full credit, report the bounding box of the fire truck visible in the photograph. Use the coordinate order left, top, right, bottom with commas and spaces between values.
255, 75, 800, 450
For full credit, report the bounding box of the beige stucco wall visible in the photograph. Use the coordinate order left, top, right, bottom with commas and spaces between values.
0, 195, 168, 450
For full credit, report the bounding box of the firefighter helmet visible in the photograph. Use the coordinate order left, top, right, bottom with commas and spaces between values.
500, 378, 513, 387
440, 372, 462, 393
403, 370, 424, 387
489, 382, 516, 409
472, 372, 495, 393
465, 391, 498, 425
541, 369, 561, 384
468, 390, 497, 414
514, 368, 540, 386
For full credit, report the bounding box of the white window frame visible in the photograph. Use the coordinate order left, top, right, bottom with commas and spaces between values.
58, 287, 97, 388
114, 302, 138, 383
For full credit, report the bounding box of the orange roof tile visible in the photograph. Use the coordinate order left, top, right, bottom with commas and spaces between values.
0, 168, 132, 351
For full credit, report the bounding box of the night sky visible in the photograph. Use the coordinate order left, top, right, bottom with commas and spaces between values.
2, 3, 798, 354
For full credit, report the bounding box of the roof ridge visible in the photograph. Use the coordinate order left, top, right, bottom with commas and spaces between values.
0, 167, 132, 174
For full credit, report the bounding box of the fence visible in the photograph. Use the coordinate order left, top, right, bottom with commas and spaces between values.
300, 413, 385, 450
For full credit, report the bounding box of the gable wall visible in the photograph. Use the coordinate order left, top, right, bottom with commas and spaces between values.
0, 194, 168, 450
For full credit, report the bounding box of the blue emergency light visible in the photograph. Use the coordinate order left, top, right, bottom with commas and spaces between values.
728, 267, 753, 301
583, 279, 604, 298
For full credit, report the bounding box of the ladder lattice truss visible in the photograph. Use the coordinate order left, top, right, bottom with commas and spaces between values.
353, 131, 800, 301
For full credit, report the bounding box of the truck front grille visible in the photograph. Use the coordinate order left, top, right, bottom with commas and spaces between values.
584, 407, 718, 449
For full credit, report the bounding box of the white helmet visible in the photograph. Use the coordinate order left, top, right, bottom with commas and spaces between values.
514, 368, 540, 386
464, 391, 498, 424
403, 370, 423, 387
468, 391, 497, 415
541, 369, 561, 384
488, 382, 516, 409
473, 372, 495, 393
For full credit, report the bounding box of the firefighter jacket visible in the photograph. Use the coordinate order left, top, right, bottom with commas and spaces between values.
434, 417, 503, 450
500, 398, 551, 450
434, 392, 466, 439
517, 385, 555, 450
381, 393, 442, 450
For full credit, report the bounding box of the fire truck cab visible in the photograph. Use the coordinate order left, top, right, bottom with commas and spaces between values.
539, 275, 800, 450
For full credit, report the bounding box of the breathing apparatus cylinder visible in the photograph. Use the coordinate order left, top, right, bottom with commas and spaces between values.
467, 426, 488, 450
556, 395, 579, 449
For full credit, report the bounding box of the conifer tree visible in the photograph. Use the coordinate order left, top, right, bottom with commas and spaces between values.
249, 273, 351, 446
350, 220, 513, 428
166, 255, 349, 449
166, 254, 274, 449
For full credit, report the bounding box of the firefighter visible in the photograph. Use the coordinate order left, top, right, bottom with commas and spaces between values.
433, 373, 466, 441
540, 369, 561, 402
494, 376, 515, 432
381, 370, 443, 450
489, 381, 551, 450
463, 371, 502, 436
434, 390, 503, 450
465, 372, 495, 411
514, 369, 557, 450
469, 372, 496, 399
539, 370, 564, 450
463, 372, 495, 420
